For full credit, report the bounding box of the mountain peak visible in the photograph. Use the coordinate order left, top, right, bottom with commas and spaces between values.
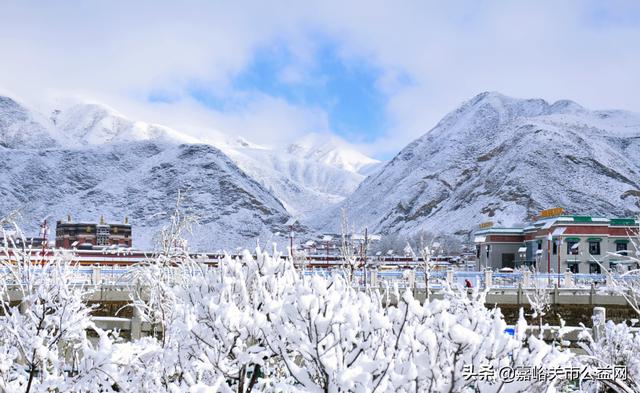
287, 133, 380, 174
0, 96, 201, 148
466, 92, 586, 117
549, 99, 585, 114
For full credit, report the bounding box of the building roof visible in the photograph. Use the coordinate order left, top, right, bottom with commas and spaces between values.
474, 227, 524, 235
475, 215, 637, 241
56, 221, 131, 227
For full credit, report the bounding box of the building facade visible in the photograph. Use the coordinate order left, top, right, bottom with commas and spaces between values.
474, 216, 638, 273
55, 216, 132, 249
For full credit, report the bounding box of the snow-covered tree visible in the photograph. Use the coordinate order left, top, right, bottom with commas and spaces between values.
577, 221, 640, 392
0, 210, 581, 392
0, 221, 115, 392
418, 236, 437, 300
387, 288, 572, 393
524, 270, 551, 340
263, 273, 396, 392
578, 320, 640, 392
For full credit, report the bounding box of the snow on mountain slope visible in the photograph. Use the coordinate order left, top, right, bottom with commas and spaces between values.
0, 141, 293, 250
219, 134, 382, 218
1, 96, 380, 225
0, 96, 58, 149
1, 96, 199, 148
0, 95, 300, 249
318, 92, 640, 240
50, 102, 200, 146
285, 133, 381, 175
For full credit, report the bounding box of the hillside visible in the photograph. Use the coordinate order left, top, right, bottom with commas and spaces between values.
0, 96, 294, 249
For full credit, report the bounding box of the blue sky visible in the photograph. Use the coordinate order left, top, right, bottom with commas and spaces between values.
1, 1, 640, 159
170, 38, 400, 145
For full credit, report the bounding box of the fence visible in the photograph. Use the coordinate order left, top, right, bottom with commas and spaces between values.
1, 265, 639, 291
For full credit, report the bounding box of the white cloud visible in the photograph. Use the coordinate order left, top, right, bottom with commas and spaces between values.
1, 1, 639, 159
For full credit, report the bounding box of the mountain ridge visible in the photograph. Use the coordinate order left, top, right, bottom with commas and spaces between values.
316, 91, 640, 241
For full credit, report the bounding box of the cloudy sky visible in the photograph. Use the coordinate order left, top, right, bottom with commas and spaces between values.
1, 1, 639, 159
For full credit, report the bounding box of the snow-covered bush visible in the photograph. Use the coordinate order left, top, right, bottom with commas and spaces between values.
578, 320, 640, 393
576, 221, 640, 392
0, 226, 99, 392
387, 289, 572, 393
263, 275, 395, 392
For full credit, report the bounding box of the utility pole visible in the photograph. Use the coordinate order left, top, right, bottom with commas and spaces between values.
40, 218, 49, 267
557, 238, 561, 287
362, 228, 368, 289
547, 232, 552, 286
289, 224, 294, 260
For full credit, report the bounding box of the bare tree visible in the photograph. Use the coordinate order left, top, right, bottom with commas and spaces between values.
129, 191, 198, 344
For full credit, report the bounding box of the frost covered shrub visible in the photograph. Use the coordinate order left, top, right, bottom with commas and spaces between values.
135, 251, 573, 393
578, 320, 640, 393
381, 289, 572, 393
264, 274, 395, 392
0, 241, 97, 392
118, 248, 299, 392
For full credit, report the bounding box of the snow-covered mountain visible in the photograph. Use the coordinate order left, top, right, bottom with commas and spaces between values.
285, 133, 381, 175
216, 134, 381, 218
0, 96, 197, 148
51, 102, 202, 147
0, 96, 296, 249
318, 92, 640, 240
1, 141, 293, 250
0, 96, 58, 149
0, 95, 383, 248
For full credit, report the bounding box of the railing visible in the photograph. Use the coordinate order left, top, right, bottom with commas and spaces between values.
1, 265, 639, 291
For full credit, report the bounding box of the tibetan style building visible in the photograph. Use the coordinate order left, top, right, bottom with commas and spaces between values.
55, 215, 132, 249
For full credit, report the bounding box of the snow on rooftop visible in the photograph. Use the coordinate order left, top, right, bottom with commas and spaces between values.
475, 227, 524, 235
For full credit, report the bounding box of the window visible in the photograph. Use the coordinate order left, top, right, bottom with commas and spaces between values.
589, 241, 601, 255
616, 242, 628, 255
552, 241, 557, 255
590, 263, 601, 274
568, 262, 579, 273
537, 241, 542, 250
567, 241, 579, 255
476, 245, 480, 258
96, 225, 109, 246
